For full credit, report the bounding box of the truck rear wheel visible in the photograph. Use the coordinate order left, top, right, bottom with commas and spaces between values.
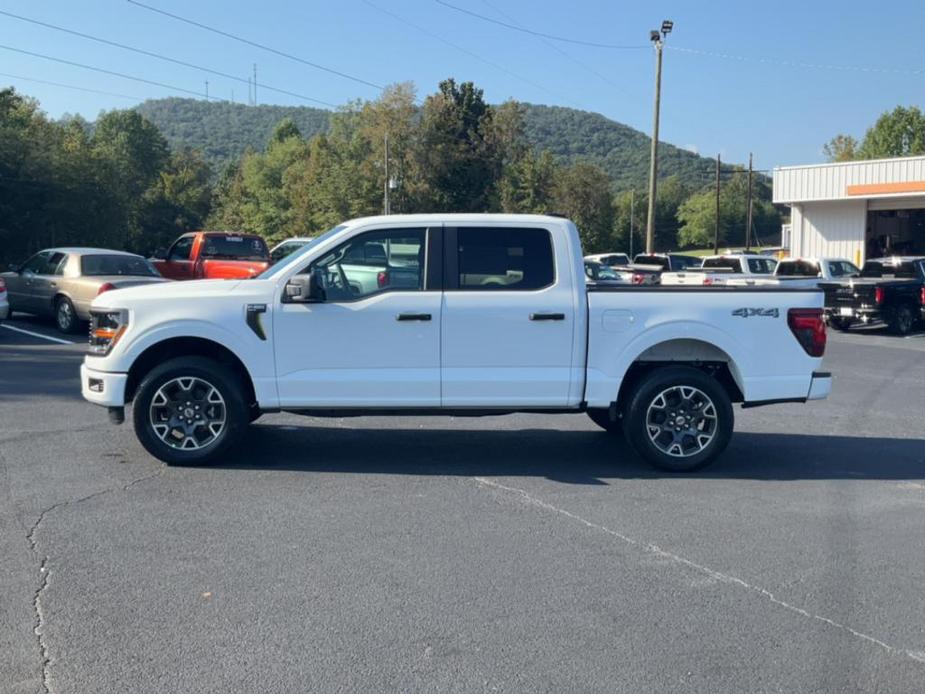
622, 366, 733, 472
132, 357, 248, 466
886, 305, 916, 336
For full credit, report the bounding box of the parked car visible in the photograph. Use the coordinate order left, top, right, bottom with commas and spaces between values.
819, 256, 925, 334
584, 260, 629, 284
1, 249, 169, 333
0, 276, 8, 325
152, 231, 270, 280
774, 257, 860, 286
270, 237, 313, 264
81, 214, 831, 473
661, 254, 778, 286
584, 252, 631, 268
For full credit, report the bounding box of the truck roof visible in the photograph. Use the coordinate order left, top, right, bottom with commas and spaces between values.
341, 213, 573, 226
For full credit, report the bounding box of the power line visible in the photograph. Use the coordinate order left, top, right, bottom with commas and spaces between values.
126, 0, 385, 91
361, 0, 567, 103
0, 44, 222, 101
667, 45, 925, 76
434, 0, 647, 50
0, 71, 142, 101
0, 9, 337, 107
475, 0, 623, 90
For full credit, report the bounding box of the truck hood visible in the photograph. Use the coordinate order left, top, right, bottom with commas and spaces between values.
92, 278, 244, 310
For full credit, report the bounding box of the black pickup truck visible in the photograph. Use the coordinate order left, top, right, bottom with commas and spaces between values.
820, 256, 925, 335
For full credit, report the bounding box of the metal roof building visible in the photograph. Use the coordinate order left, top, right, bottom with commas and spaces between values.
773, 155, 925, 265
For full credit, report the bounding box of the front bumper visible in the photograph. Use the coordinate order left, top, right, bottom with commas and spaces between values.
807, 371, 832, 401
81, 362, 128, 408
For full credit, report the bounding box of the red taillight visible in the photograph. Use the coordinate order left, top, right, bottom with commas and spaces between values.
702, 277, 714, 286
788, 308, 826, 357
377, 271, 389, 288
96, 282, 116, 296
920, 287, 925, 306
874, 287, 884, 305
632, 272, 645, 285
0, 277, 6, 291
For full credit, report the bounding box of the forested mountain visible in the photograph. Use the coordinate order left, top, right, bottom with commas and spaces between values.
134, 98, 718, 189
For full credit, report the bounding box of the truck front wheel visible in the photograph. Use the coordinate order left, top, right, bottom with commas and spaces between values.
622, 366, 733, 472
132, 357, 248, 466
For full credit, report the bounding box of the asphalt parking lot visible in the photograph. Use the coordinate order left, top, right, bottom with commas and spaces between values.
2, 316, 924, 693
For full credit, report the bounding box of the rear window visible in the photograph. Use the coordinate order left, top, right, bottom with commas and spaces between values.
671, 255, 701, 269
600, 254, 629, 266
81, 254, 159, 277
860, 261, 918, 278
829, 261, 860, 278
776, 260, 818, 277
457, 227, 554, 291
633, 255, 668, 270
201, 235, 269, 261
702, 257, 740, 271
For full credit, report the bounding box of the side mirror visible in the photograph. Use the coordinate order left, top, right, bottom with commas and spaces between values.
152, 248, 167, 261
284, 270, 326, 303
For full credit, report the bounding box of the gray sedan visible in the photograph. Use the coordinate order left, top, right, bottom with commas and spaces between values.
1, 248, 169, 333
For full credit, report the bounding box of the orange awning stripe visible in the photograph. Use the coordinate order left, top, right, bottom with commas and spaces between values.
847, 181, 925, 196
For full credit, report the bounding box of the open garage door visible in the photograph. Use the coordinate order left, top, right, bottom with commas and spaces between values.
866, 196, 925, 258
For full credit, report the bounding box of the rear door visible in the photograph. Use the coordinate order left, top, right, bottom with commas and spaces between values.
441, 225, 576, 408
30, 251, 68, 315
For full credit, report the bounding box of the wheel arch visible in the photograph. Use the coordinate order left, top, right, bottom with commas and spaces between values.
616, 338, 745, 411
125, 336, 257, 408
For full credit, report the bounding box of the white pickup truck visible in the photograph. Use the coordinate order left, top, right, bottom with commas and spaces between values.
661, 254, 779, 286
81, 214, 831, 472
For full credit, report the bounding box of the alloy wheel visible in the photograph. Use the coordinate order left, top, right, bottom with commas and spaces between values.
149, 376, 226, 450
645, 385, 718, 458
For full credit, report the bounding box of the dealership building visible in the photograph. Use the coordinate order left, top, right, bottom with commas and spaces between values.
772, 155, 925, 265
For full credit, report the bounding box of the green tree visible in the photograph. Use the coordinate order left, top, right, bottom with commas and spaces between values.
553, 162, 615, 252
858, 106, 925, 159
500, 150, 558, 213
823, 134, 859, 162
416, 78, 498, 212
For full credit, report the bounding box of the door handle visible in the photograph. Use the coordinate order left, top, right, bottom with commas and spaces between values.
529, 312, 565, 321
396, 313, 432, 321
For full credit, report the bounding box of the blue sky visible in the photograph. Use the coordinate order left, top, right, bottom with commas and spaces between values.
1, 0, 922, 168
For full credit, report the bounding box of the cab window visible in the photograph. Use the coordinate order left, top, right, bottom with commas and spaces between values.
455, 227, 554, 291
168, 236, 194, 261
308, 228, 426, 301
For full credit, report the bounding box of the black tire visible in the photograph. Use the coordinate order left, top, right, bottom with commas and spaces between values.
886, 305, 916, 336
622, 366, 734, 473
830, 317, 853, 331
132, 356, 249, 466
587, 408, 623, 436
55, 296, 79, 334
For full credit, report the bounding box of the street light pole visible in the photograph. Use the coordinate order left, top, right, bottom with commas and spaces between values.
645, 20, 672, 254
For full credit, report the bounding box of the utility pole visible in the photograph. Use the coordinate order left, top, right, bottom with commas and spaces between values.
253, 63, 258, 105
383, 134, 391, 215
629, 190, 635, 259
204, 80, 209, 100
644, 20, 673, 254
745, 152, 754, 251
713, 154, 721, 254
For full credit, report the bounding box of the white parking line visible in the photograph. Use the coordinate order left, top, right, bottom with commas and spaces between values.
1, 324, 74, 345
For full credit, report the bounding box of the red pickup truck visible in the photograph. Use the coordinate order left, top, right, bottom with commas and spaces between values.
152, 232, 270, 280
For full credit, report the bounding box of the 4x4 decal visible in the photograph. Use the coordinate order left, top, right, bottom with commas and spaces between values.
732, 307, 779, 318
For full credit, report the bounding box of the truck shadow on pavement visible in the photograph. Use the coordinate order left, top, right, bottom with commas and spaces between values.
214, 424, 925, 484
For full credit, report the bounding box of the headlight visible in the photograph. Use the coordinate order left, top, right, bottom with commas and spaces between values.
88, 309, 128, 356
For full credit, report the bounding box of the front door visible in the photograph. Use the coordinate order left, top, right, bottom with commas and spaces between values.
162, 236, 196, 280
30, 251, 68, 316
441, 225, 576, 408
8, 251, 52, 313
274, 226, 442, 408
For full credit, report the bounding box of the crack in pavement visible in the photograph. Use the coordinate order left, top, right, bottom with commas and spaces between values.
25, 468, 165, 694
472, 476, 925, 667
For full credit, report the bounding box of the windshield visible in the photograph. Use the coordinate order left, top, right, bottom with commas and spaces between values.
201, 235, 269, 261
747, 258, 777, 273
80, 254, 159, 277
257, 225, 348, 280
